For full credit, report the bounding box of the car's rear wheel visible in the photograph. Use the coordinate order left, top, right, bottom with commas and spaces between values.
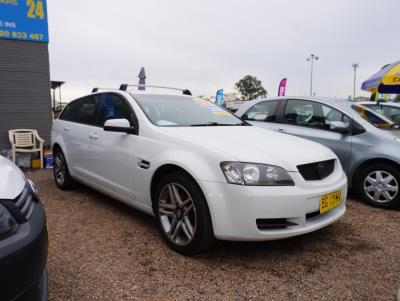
53, 148, 75, 190
356, 163, 400, 208
154, 172, 215, 255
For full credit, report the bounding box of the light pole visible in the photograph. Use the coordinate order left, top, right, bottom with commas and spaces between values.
352, 63, 359, 101
306, 54, 319, 96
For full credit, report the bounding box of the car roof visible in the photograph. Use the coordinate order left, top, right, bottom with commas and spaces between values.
357, 101, 400, 107
237, 96, 395, 124
241, 96, 357, 113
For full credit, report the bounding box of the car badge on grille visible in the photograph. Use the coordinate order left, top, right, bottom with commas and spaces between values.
316, 162, 326, 178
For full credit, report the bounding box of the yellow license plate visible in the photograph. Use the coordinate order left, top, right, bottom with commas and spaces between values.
320, 190, 342, 214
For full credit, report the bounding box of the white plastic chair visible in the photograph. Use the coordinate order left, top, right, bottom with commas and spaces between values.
8, 129, 44, 169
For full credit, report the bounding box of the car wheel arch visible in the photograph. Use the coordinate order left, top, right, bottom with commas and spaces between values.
352, 158, 400, 187
150, 164, 211, 212
151, 164, 194, 201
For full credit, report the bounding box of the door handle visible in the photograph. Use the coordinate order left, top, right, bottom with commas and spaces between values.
274, 128, 287, 133
63, 126, 71, 131
89, 133, 99, 140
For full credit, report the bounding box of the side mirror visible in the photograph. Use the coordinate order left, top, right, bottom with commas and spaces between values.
103, 119, 135, 134
330, 121, 349, 134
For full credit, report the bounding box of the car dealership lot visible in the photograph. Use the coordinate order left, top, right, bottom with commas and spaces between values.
29, 170, 399, 301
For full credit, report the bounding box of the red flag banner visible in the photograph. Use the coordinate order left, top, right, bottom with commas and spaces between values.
278, 78, 287, 96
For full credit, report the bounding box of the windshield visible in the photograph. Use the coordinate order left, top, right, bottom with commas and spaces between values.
351, 105, 398, 129
132, 94, 246, 127
363, 104, 400, 125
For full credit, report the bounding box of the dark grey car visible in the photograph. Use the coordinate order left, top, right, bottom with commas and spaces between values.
236, 96, 400, 208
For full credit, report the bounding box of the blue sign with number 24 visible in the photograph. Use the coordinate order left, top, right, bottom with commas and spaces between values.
0, 0, 48, 43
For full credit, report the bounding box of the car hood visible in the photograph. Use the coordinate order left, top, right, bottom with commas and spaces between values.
162, 126, 336, 171
0, 155, 25, 199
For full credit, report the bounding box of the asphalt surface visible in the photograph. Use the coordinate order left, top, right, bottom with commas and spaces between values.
27, 170, 400, 301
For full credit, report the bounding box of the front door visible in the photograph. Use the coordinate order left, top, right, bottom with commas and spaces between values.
88, 93, 137, 203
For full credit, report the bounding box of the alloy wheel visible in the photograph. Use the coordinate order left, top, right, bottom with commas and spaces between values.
363, 170, 399, 204
54, 152, 66, 186
158, 183, 197, 246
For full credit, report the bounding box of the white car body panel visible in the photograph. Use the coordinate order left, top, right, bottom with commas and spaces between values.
0, 155, 25, 199
52, 91, 347, 241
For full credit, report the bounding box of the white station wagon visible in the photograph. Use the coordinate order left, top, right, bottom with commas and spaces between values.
52, 85, 347, 254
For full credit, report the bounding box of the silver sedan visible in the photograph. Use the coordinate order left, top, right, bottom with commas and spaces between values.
236, 96, 400, 208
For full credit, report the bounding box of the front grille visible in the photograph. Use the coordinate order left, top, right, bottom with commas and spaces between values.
256, 218, 298, 230
1, 185, 35, 223
297, 159, 335, 181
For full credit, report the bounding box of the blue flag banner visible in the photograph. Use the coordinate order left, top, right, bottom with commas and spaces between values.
215, 89, 224, 106
0, 0, 49, 43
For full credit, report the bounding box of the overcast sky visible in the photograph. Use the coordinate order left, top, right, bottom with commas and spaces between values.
47, 0, 399, 101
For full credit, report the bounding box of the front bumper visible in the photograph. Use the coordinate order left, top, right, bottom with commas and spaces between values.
0, 202, 48, 301
199, 169, 347, 241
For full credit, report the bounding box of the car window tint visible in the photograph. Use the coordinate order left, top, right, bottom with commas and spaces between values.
285, 99, 350, 131
242, 101, 279, 121
322, 104, 351, 127
98, 94, 134, 126
58, 101, 77, 121
367, 105, 400, 124
74, 96, 99, 126
351, 105, 393, 129
284, 99, 320, 127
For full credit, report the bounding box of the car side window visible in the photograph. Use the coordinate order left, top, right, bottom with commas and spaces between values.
73, 96, 100, 126
322, 104, 351, 128
98, 94, 135, 126
242, 100, 279, 122
284, 99, 350, 131
284, 99, 319, 127
58, 101, 77, 121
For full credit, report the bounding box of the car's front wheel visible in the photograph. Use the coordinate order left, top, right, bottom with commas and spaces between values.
53, 148, 75, 190
154, 172, 215, 255
356, 163, 400, 208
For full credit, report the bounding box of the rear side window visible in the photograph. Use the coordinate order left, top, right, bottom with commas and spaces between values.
58, 101, 77, 121
242, 101, 279, 122
98, 94, 135, 126
74, 96, 100, 126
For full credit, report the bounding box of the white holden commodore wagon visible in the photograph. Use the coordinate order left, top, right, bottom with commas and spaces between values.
52, 85, 347, 255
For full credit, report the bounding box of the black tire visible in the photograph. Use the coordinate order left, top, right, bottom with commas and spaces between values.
154, 172, 216, 255
355, 163, 400, 209
53, 148, 75, 190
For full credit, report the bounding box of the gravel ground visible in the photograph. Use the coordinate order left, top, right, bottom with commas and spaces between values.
27, 170, 399, 301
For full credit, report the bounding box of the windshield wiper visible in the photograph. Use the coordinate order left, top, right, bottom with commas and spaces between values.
190, 122, 248, 127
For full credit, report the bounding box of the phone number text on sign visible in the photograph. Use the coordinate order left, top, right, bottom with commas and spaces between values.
0, 29, 44, 41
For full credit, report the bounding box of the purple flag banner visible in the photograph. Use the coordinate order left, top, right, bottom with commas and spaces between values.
278, 78, 287, 96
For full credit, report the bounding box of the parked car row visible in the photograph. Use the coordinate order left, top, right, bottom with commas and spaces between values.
2, 86, 397, 299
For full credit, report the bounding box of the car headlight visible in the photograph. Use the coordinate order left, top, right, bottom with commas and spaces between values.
27, 179, 40, 202
0, 202, 18, 239
220, 162, 295, 186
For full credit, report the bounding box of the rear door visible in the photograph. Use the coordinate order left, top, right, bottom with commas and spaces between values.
272, 99, 353, 169
68, 95, 102, 182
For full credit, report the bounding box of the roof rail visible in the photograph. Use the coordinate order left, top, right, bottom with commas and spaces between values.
91, 87, 120, 93
119, 84, 192, 96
